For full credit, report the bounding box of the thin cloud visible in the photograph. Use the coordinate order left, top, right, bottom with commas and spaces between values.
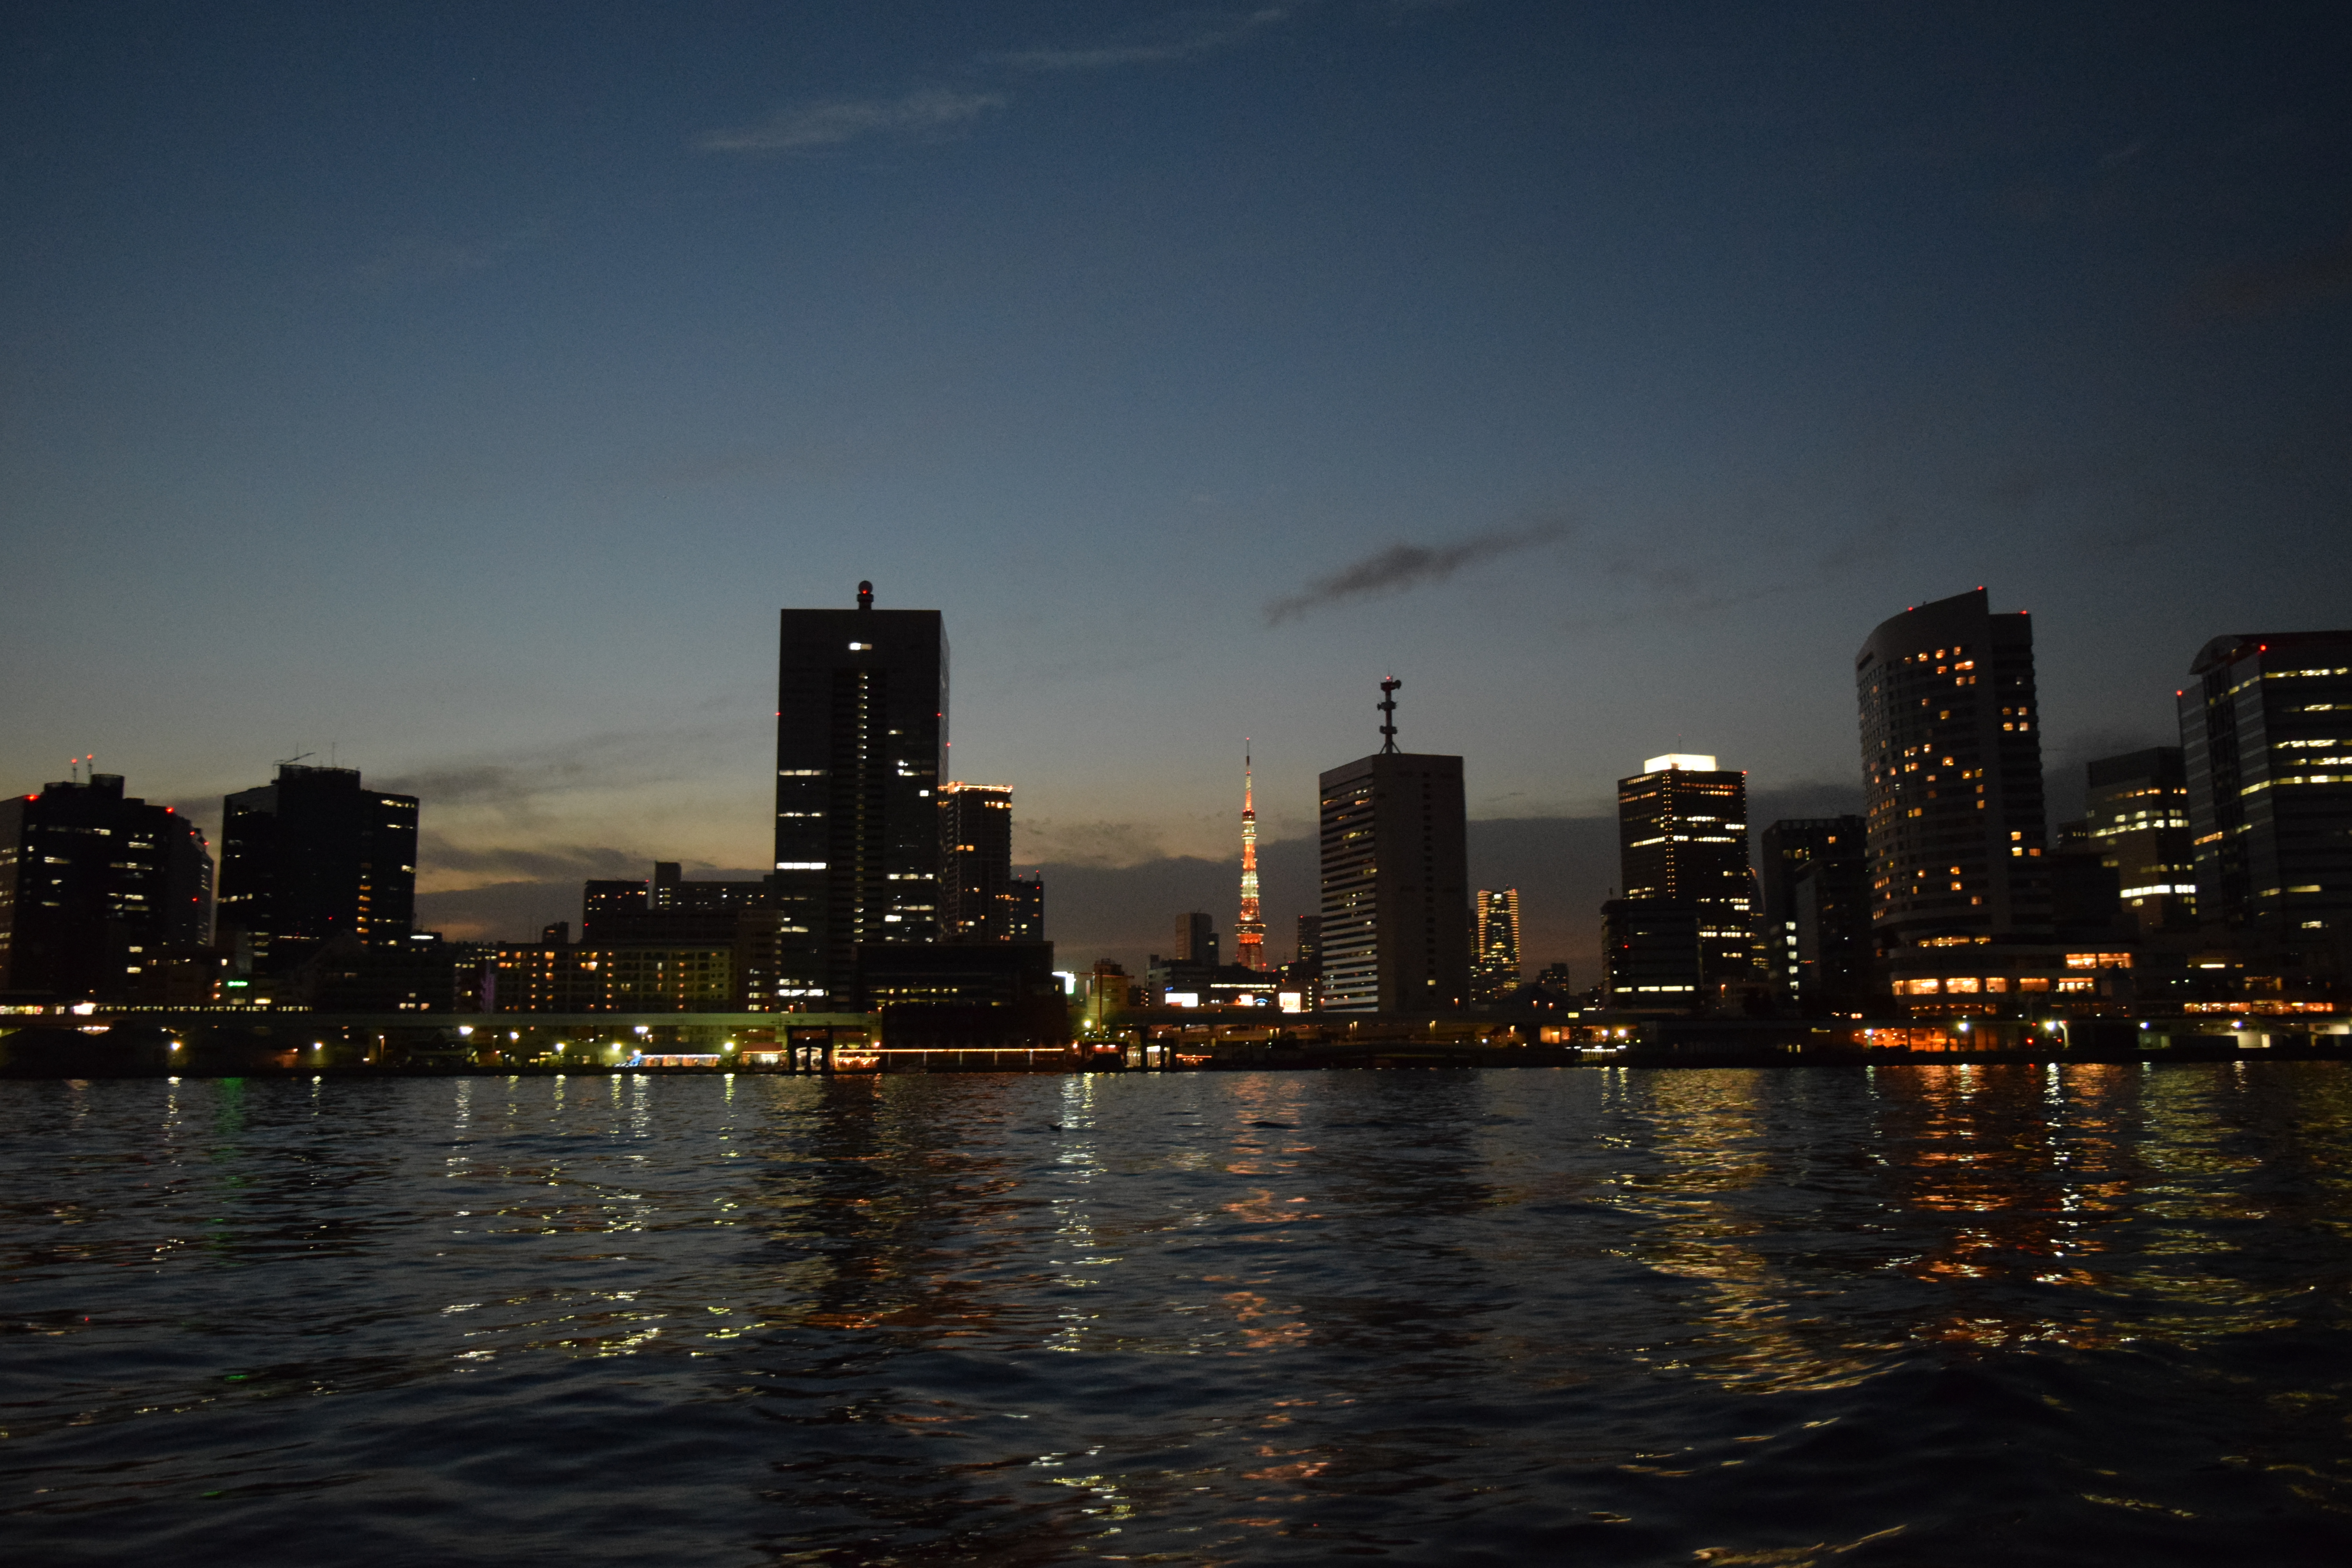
416, 833, 649, 885
985, 7, 1291, 72
1015, 817, 1175, 870
701, 89, 1005, 154
375, 713, 744, 822
1264, 521, 1570, 624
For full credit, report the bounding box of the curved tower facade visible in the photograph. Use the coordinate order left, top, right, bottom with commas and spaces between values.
1856, 588, 2050, 953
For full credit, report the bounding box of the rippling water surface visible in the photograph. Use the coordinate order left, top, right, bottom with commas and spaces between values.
5, 1064, 2351, 1565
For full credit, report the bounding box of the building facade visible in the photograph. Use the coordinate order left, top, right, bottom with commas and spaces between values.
490, 938, 737, 1013
1318, 750, 1470, 1013
1617, 755, 1756, 984
1173, 912, 1217, 965
1009, 874, 1044, 942
216, 763, 417, 977
0, 774, 213, 1002
773, 582, 947, 1007
1856, 588, 2051, 953
1473, 887, 1522, 1003
938, 782, 1014, 942
2084, 748, 2195, 934
1601, 898, 1702, 1010
855, 939, 1065, 1046
2179, 630, 2352, 938
1759, 817, 1869, 1006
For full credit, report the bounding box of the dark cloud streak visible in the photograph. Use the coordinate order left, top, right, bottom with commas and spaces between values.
1264, 521, 1570, 624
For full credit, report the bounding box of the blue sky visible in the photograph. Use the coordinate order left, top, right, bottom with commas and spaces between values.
5, 1, 2349, 975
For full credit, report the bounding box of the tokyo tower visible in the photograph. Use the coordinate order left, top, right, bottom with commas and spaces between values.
1236, 746, 1267, 971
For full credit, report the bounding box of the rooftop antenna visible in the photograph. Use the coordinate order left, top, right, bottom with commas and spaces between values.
276, 751, 315, 773
857, 579, 874, 610
1378, 676, 1402, 754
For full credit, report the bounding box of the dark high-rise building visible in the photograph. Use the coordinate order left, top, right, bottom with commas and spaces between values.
2085, 748, 2195, 934
1009, 874, 1044, 942
2179, 630, 2352, 939
1856, 588, 2051, 952
1473, 887, 1522, 1003
1281, 913, 1322, 1002
1759, 817, 1869, 1006
651, 860, 768, 913
1601, 898, 1702, 1010
773, 582, 947, 1007
2050, 818, 2125, 935
0, 774, 212, 1002
1617, 755, 1755, 983
580, 864, 776, 1004
1318, 686, 1469, 1013
1173, 911, 1217, 965
939, 781, 1014, 942
855, 940, 1065, 1046
583, 877, 650, 935
216, 764, 417, 976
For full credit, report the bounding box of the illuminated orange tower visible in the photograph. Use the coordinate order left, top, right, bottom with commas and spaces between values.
1237, 746, 1267, 971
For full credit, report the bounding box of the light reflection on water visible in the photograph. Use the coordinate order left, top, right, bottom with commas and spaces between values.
4, 1064, 2350, 1565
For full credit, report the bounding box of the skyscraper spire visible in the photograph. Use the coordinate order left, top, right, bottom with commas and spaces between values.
1237, 744, 1266, 971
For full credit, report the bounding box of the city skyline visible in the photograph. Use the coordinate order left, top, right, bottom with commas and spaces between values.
2, 585, 2336, 986
7, 3, 2350, 981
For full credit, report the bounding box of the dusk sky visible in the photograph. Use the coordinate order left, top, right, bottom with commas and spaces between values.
6, 1, 2350, 976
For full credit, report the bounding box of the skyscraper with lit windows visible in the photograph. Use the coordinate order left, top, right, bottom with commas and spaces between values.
1318, 680, 1470, 1013
2178, 630, 2352, 938
0, 773, 212, 1001
1759, 816, 1869, 1004
218, 763, 416, 977
1473, 887, 1521, 1002
773, 581, 946, 1007
939, 781, 1013, 942
2085, 748, 2194, 934
1856, 587, 2050, 953
1616, 755, 1755, 983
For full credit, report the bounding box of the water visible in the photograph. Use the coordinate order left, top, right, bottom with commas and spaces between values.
4, 1064, 2350, 1566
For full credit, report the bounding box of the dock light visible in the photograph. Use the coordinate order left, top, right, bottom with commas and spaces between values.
458, 1025, 473, 1037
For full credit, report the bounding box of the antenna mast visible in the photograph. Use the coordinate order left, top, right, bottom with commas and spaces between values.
1378, 677, 1402, 753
